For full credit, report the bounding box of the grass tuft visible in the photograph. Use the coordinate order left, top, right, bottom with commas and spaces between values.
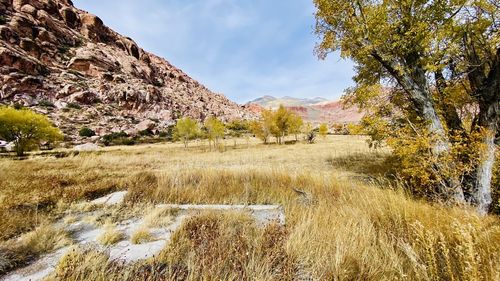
130, 228, 154, 244
142, 207, 176, 228
0, 225, 72, 275
97, 225, 124, 246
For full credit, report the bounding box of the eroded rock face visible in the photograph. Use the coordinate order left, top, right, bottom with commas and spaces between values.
0, 0, 253, 142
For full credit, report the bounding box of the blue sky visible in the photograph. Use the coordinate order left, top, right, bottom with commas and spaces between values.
73, 0, 354, 103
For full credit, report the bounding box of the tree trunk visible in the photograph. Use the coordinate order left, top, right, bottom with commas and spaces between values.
13, 138, 25, 156
472, 131, 496, 214
371, 51, 465, 203
466, 47, 499, 214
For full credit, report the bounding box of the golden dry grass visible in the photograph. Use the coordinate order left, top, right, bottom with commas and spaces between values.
142, 207, 176, 228
130, 228, 154, 245
1, 135, 499, 280
0, 225, 72, 275
97, 224, 124, 246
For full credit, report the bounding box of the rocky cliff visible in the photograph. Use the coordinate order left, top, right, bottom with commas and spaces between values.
0, 0, 252, 142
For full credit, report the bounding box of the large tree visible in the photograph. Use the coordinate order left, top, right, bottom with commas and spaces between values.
314, 0, 499, 213
0, 107, 63, 156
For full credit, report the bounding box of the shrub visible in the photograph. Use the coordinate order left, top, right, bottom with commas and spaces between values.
0, 106, 63, 156
143, 207, 175, 228
157, 212, 296, 280
0, 15, 6, 25
66, 103, 81, 110
306, 131, 316, 144
79, 127, 96, 138
121, 138, 136, 146
159, 125, 175, 141
13, 103, 24, 110
39, 99, 55, 108
58, 44, 71, 54
138, 129, 153, 136
101, 131, 131, 146
97, 225, 123, 246
130, 228, 153, 244
0, 225, 71, 275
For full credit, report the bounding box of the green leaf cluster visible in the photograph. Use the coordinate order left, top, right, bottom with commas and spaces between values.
0, 106, 63, 156
174, 117, 200, 148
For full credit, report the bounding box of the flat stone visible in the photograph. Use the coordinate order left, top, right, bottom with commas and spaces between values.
90, 191, 127, 206
158, 204, 285, 225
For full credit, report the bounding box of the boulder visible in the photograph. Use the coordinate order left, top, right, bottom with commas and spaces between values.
36, 28, 57, 44
121, 38, 140, 59
10, 15, 33, 37
0, 26, 14, 42
19, 37, 38, 55
57, 84, 78, 98
20, 4, 36, 15
13, 0, 29, 10
80, 13, 108, 42
59, 7, 79, 29
0, 47, 42, 75
54, 100, 67, 109
68, 91, 98, 105
135, 119, 156, 132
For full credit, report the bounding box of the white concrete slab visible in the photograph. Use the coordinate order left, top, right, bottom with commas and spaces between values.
91, 191, 127, 206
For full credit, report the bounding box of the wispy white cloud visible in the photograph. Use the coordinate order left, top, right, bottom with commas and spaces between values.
74, 0, 354, 103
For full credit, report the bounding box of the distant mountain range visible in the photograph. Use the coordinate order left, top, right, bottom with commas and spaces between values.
245, 95, 364, 123
249, 95, 329, 107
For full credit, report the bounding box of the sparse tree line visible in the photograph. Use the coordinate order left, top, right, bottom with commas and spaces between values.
173, 105, 333, 148
0, 105, 338, 156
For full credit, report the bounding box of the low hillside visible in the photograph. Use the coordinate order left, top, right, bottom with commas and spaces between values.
0, 0, 252, 143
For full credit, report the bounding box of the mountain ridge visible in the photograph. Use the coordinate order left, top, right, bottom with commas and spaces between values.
246, 95, 364, 123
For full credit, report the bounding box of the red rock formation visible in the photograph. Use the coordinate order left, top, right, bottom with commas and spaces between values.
0, 0, 253, 141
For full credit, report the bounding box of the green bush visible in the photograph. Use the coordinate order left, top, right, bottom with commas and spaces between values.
102, 131, 132, 146
0, 107, 63, 156
0, 16, 6, 25
58, 44, 71, 54
138, 129, 153, 136
79, 127, 96, 138
39, 100, 55, 108
66, 103, 81, 110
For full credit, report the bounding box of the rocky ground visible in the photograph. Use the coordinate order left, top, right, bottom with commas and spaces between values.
0, 0, 253, 143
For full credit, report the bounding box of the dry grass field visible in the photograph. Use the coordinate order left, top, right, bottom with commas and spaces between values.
1, 135, 499, 280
